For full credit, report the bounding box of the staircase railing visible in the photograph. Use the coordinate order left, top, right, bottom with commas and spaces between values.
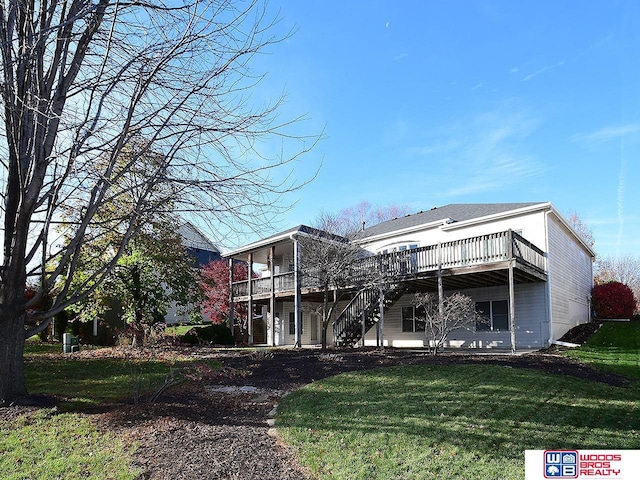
334, 283, 406, 346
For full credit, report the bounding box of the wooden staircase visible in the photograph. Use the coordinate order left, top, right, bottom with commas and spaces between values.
334, 283, 406, 347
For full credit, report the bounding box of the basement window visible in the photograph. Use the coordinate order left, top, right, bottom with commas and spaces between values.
402, 306, 426, 333
475, 300, 509, 331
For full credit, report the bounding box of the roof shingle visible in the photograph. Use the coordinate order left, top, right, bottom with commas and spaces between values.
355, 203, 542, 240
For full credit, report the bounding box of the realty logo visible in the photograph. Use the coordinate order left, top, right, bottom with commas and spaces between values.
544, 450, 578, 478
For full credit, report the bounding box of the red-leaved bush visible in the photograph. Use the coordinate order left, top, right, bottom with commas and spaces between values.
200, 259, 251, 324
592, 281, 636, 319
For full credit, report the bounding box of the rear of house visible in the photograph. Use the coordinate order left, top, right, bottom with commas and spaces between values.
224, 202, 595, 350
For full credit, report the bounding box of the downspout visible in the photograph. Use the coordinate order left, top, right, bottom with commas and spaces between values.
247, 252, 254, 345
544, 209, 554, 346
269, 245, 276, 346
228, 258, 235, 335
290, 234, 302, 348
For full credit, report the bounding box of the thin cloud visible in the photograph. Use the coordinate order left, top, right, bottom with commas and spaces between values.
522, 61, 564, 81
407, 139, 461, 156
471, 82, 483, 90
446, 154, 543, 196
575, 123, 640, 145
574, 123, 637, 256
585, 215, 622, 226
412, 110, 545, 197
394, 53, 409, 61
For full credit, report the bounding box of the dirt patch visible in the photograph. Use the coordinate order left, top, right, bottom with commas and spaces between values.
5, 344, 629, 479
558, 322, 602, 344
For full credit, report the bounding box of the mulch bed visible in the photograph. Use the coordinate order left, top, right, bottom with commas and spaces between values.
4, 330, 630, 479
97, 346, 627, 480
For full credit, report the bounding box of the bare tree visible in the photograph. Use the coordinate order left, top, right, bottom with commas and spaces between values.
412, 292, 484, 355
0, 0, 317, 403
297, 212, 364, 349
299, 204, 409, 349
336, 201, 410, 232
595, 255, 640, 313
566, 210, 596, 251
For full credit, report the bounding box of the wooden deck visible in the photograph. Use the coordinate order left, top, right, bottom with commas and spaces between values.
231, 230, 547, 301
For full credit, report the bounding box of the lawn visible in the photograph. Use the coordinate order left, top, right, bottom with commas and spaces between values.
0, 410, 139, 480
277, 323, 640, 480
566, 321, 640, 380
0, 342, 220, 480
24, 343, 219, 408
165, 323, 204, 337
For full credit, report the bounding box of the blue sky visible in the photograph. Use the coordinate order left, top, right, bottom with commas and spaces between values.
233, 0, 640, 259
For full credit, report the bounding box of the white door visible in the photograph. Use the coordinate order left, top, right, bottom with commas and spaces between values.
310, 314, 318, 343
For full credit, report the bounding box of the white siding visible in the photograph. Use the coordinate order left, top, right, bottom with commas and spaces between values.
547, 215, 593, 340
364, 283, 547, 349
274, 301, 326, 346
165, 303, 205, 325
361, 210, 548, 254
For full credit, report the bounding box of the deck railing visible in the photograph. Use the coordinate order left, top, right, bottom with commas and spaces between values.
231, 230, 546, 298
232, 271, 295, 297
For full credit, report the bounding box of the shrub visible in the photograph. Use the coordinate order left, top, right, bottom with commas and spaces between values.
592, 281, 636, 319
180, 324, 234, 345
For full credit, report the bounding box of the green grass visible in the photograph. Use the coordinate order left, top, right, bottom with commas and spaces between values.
566, 321, 640, 380
165, 323, 204, 337
24, 342, 220, 409
0, 410, 139, 480
13, 341, 222, 479
277, 325, 640, 480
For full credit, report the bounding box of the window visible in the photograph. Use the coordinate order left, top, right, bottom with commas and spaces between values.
288, 311, 303, 335
379, 243, 419, 254
402, 306, 426, 333
476, 300, 509, 331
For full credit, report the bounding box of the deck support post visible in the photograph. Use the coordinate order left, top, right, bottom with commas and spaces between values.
228, 258, 234, 336
509, 260, 517, 354
293, 238, 302, 348
332, 287, 338, 345
361, 309, 366, 347
437, 243, 444, 316
269, 245, 276, 346
378, 286, 385, 349
247, 252, 254, 345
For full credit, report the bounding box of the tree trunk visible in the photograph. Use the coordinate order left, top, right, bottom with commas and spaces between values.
131, 265, 145, 347
0, 310, 28, 404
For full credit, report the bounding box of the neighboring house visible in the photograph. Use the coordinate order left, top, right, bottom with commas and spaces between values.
223, 203, 595, 350
164, 222, 222, 324
179, 222, 223, 269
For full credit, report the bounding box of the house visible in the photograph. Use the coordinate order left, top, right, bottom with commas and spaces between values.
223, 203, 595, 350
164, 222, 222, 324
179, 222, 222, 269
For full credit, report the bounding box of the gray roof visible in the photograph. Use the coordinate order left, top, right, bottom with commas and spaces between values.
255, 224, 349, 245
355, 203, 543, 240
224, 224, 349, 258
